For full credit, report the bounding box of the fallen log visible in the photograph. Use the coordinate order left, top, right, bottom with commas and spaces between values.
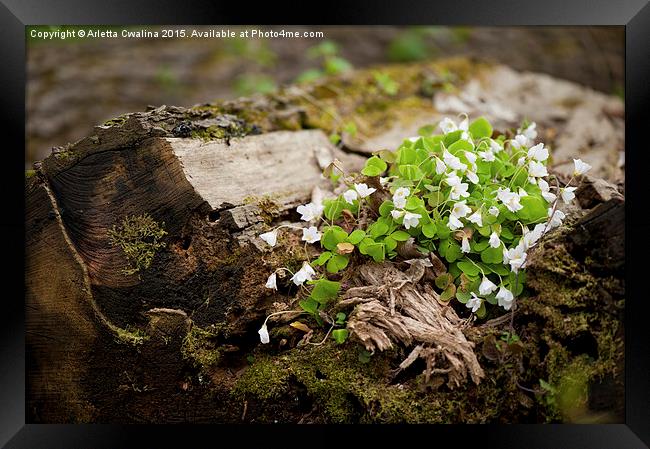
26, 59, 624, 423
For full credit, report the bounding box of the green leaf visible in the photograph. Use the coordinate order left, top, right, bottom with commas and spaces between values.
481, 246, 503, 264
310, 278, 341, 304
418, 124, 436, 137
361, 241, 385, 262
421, 222, 437, 238
323, 198, 346, 221
398, 164, 424, 181
448, 138, 473, 154
368, 221, 389, 238
389, 230, 411, 241
335, 312, 346, 325
378, 201, 394, 217
299, 298, 319, 314
332, 329, 349, 344
475, 301, 487, 319
312, 251, 333, 266
397, 146, 417, 165
383, 236, 398, 252
361, 156, 388, 177
326, 254, 350, 273
440, 285, 456, 302
469, 117, 493, 139
457, 259, 481, 277
322, 227, 348, 251
518, 195, 547, 223
471, 239, 490, 252
347, 229, 366, 245
444, 240, 462, 263
435, 273, 453, 290
456, 290, 472, 304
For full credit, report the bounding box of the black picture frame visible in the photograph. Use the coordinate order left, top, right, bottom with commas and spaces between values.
3, 1, 649, 447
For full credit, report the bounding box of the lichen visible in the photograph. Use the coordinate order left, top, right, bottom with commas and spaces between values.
115, 326, 149, 346
102, 114, 129, 127
107, 213, 167, 276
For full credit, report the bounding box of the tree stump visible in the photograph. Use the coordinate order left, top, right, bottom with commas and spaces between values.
26, 59, 624, 423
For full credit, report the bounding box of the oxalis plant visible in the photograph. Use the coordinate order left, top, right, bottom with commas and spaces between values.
256, 114, 592, 345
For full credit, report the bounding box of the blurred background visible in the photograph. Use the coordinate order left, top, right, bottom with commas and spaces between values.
26, 26, 623, 167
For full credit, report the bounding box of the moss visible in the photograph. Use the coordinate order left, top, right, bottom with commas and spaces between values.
115, 326, 149, 346
107, 213, 167, 276
181, 325, 222, 372
243, 195, 281, 224
102, 114, 129, 127
25, 169, 36, 179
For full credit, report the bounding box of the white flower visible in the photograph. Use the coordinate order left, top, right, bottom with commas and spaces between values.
489, 231, 501, 248
528, 176, 537, 185
464, 151, 477, 165
343, 189, 358, 204
258, 324, 270, 344
506, 244, 527, 273
449, 182, 470, 200
439, 117, 457, 134
403, 212, 421, 230
435, 158, 447, 175
560, 187, 577, 204
510, 134, 529, 149
521, 223, 546, 249
290, 262, 316, 286
260, 230, 278, 247
496, 188, 523, 212
538, 179, 557, 203
466, 170, 479, 184
496, 286, 514, 310
520, 122, 537, 142
528, 160, 548, 178
478, 150, 495, 162
302, 226, 322, 244
466, 293, 482, 313
459, 116, 469, 132
547, 208, 565, 229
379, 177, 389, 185
461, 236, 471, 253
479, 277, 498, 295
517, 157, 526, 167
265, 272, 277, 290
488, 206, 500, 217
489, 139, 503, 153
518, 188, 528, 197
391, 209, 404, 219
297, 202, 324, 222
445, 173, 462, 187
355, 183, 376, 198
468, 210, 483, 227
443, 150, 467, 172
451, 201, 472, 219
448, 214, 464, 230
408, 136, 420, 142
393, 187, 410, 209
527, 143, 548, 162
573, 158, 592, 176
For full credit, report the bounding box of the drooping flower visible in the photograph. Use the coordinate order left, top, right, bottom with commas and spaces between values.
265, 272, 277, 290
538, 178, 557, 203
478, 149, 495, 162
435, 158, 447, 175
259, 229, 278, 247
518, 188, 528, 197
490, 139, 503, 153
393, 187, 409, 209
479, 276, 498, 295
573, 158, 592, 176
443, 150, 467, 172
451, 201, 472, 219
258, 324, 270, 344
517, 156, 526, 167
466, 293, 482, 313
464, 151, 477, 166
489, 231, 501, 248
343, 189, 358, 204
290, 262, 316, 286
528, 160, 548, 178
468, 210, 483, 227
496, 188, 523, 212
391, 209, 404, 219
449, 182, 470, 200
445, 173, 462, 187
527, 143, 548, 162
496, 286, 514, 310
547, 208, 566, 229
560, 187, 577, 204
510, 134, 529, 150
403, 212, 422, 230
505, 244, 527, 273
379, 177, 389, 185
354, 183, 376, 198
439, 117, 457, 134
521, 223, 545, 249
519, 122, 537, 143
461, 235, 471, 253
448, 214, 464, 230
488, 206, 500, 217
302, 226, 322, 244
297, 202, 324, 222
466, 170, 479, 184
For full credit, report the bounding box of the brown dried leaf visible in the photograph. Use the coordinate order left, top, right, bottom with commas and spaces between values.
290, 322, 311, 333
337, 242, 355, 255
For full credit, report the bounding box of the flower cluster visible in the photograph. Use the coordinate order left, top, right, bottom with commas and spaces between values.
255, 114, 591, 342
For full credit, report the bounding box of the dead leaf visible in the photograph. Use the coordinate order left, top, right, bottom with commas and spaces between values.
337, 242, 355, 255
290, 322, 311, 333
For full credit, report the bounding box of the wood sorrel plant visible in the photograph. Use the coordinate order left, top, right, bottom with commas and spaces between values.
257, 114, 591, 344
